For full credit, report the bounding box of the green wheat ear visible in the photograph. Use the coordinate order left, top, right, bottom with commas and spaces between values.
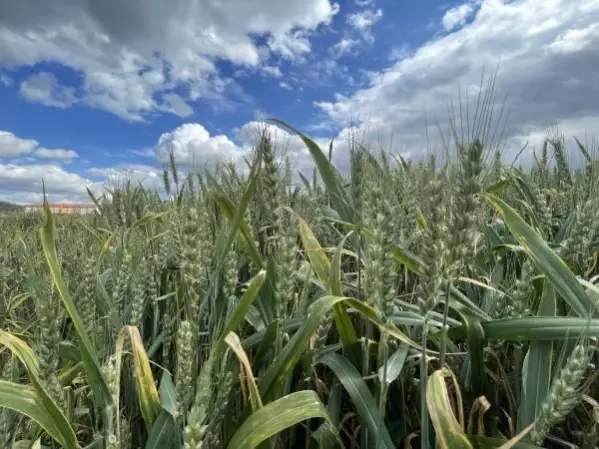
531, 344, 592, 445
176, 320, 195, 419
4, 79, 599, 449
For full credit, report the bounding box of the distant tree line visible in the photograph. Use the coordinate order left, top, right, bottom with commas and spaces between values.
0, 201, 21, 211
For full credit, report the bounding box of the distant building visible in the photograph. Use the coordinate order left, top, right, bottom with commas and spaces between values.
21, 203, 98, 214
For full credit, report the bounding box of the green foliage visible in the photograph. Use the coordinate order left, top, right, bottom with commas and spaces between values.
1, 111, 598, 449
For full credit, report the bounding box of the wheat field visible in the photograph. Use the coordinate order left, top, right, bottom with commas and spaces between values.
1, 109, 599, 449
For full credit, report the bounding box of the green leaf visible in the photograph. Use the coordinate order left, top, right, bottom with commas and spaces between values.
485, 178, 509, 196
244, 305, 266, 332
258, 296, 424, 401
252, 320, 279, 367
318, 353, 395, 449
39, 197, 113, 409
391, 245, 422, 273
242, 317, 303, 350
227, 390, 337, 449
391, 246, 489, 320
311, 422, 344, 449
518, 282, 555, 433
485, 193, 594, 317
574, 137, 592, 163
216, 270, 267, 353
85, 186, 103, 214
0, 331, 79, 448
214, 168, 260, 274
131, 212, 167, 230
0, 380, 76, 449
378, 343, 410, 386
213, 191, 264, 270
449, 317, 599, 341
81, 438, 105, 449
468, 435, 544, 448
268, 119, 354, 224
453, 310, 486, 400
298, 171, 313, 193
299, 218, 357, 346
58, 362, 84, 387
145, 409, 176, 449
158, 372, 177, 416
299, 217, 331, 289
326, 384, 342, 427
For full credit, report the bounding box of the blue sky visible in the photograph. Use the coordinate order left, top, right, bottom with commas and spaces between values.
0, 0, 598, 203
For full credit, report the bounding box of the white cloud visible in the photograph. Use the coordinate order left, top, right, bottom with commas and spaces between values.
0, 0, 339, 120
0, 156, 166, 204
267, 30, 313, 60
333, 38, 361, 55
0, 130, 79, 164
279, 81, 293, 90
0, 73, 11, 87
317, 0, 599, 163
162, 93, 194, 117
0, 131, 38, 158
128, 147, 155, 158
441, 3, 476, 32
0, 163, 100, 204
262, 66, 283, 78
20, 72, 77, 108
154, 123, 248, 168
347, 8, 383, 32
548, 23, 599, 53
236, 120, 351, 176
33, 148, 79, 162
388, 45, 412, 62
88, 164, 163, 192
335, 6, 383, 54
0, 117, 345, 204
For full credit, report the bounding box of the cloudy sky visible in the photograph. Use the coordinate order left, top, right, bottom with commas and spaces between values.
0, 0, 598, 203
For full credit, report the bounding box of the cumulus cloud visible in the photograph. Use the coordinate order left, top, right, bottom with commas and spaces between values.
317, 0, 599, 164
106, 120, 339, 198
0, 131, 38, 158
0, 117, 352, 204
441, 3, 476, 32
0, 149, 165, 204
88, 164, 163, 192
0, 156, 164, 204
154, 123, 249, 168
0, 163, 100, 204
20, 72, 77, 108
0, 0, 339, 120
33, 148, 79, 162
236, 120, 353, 176
0, 130, 78, 163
